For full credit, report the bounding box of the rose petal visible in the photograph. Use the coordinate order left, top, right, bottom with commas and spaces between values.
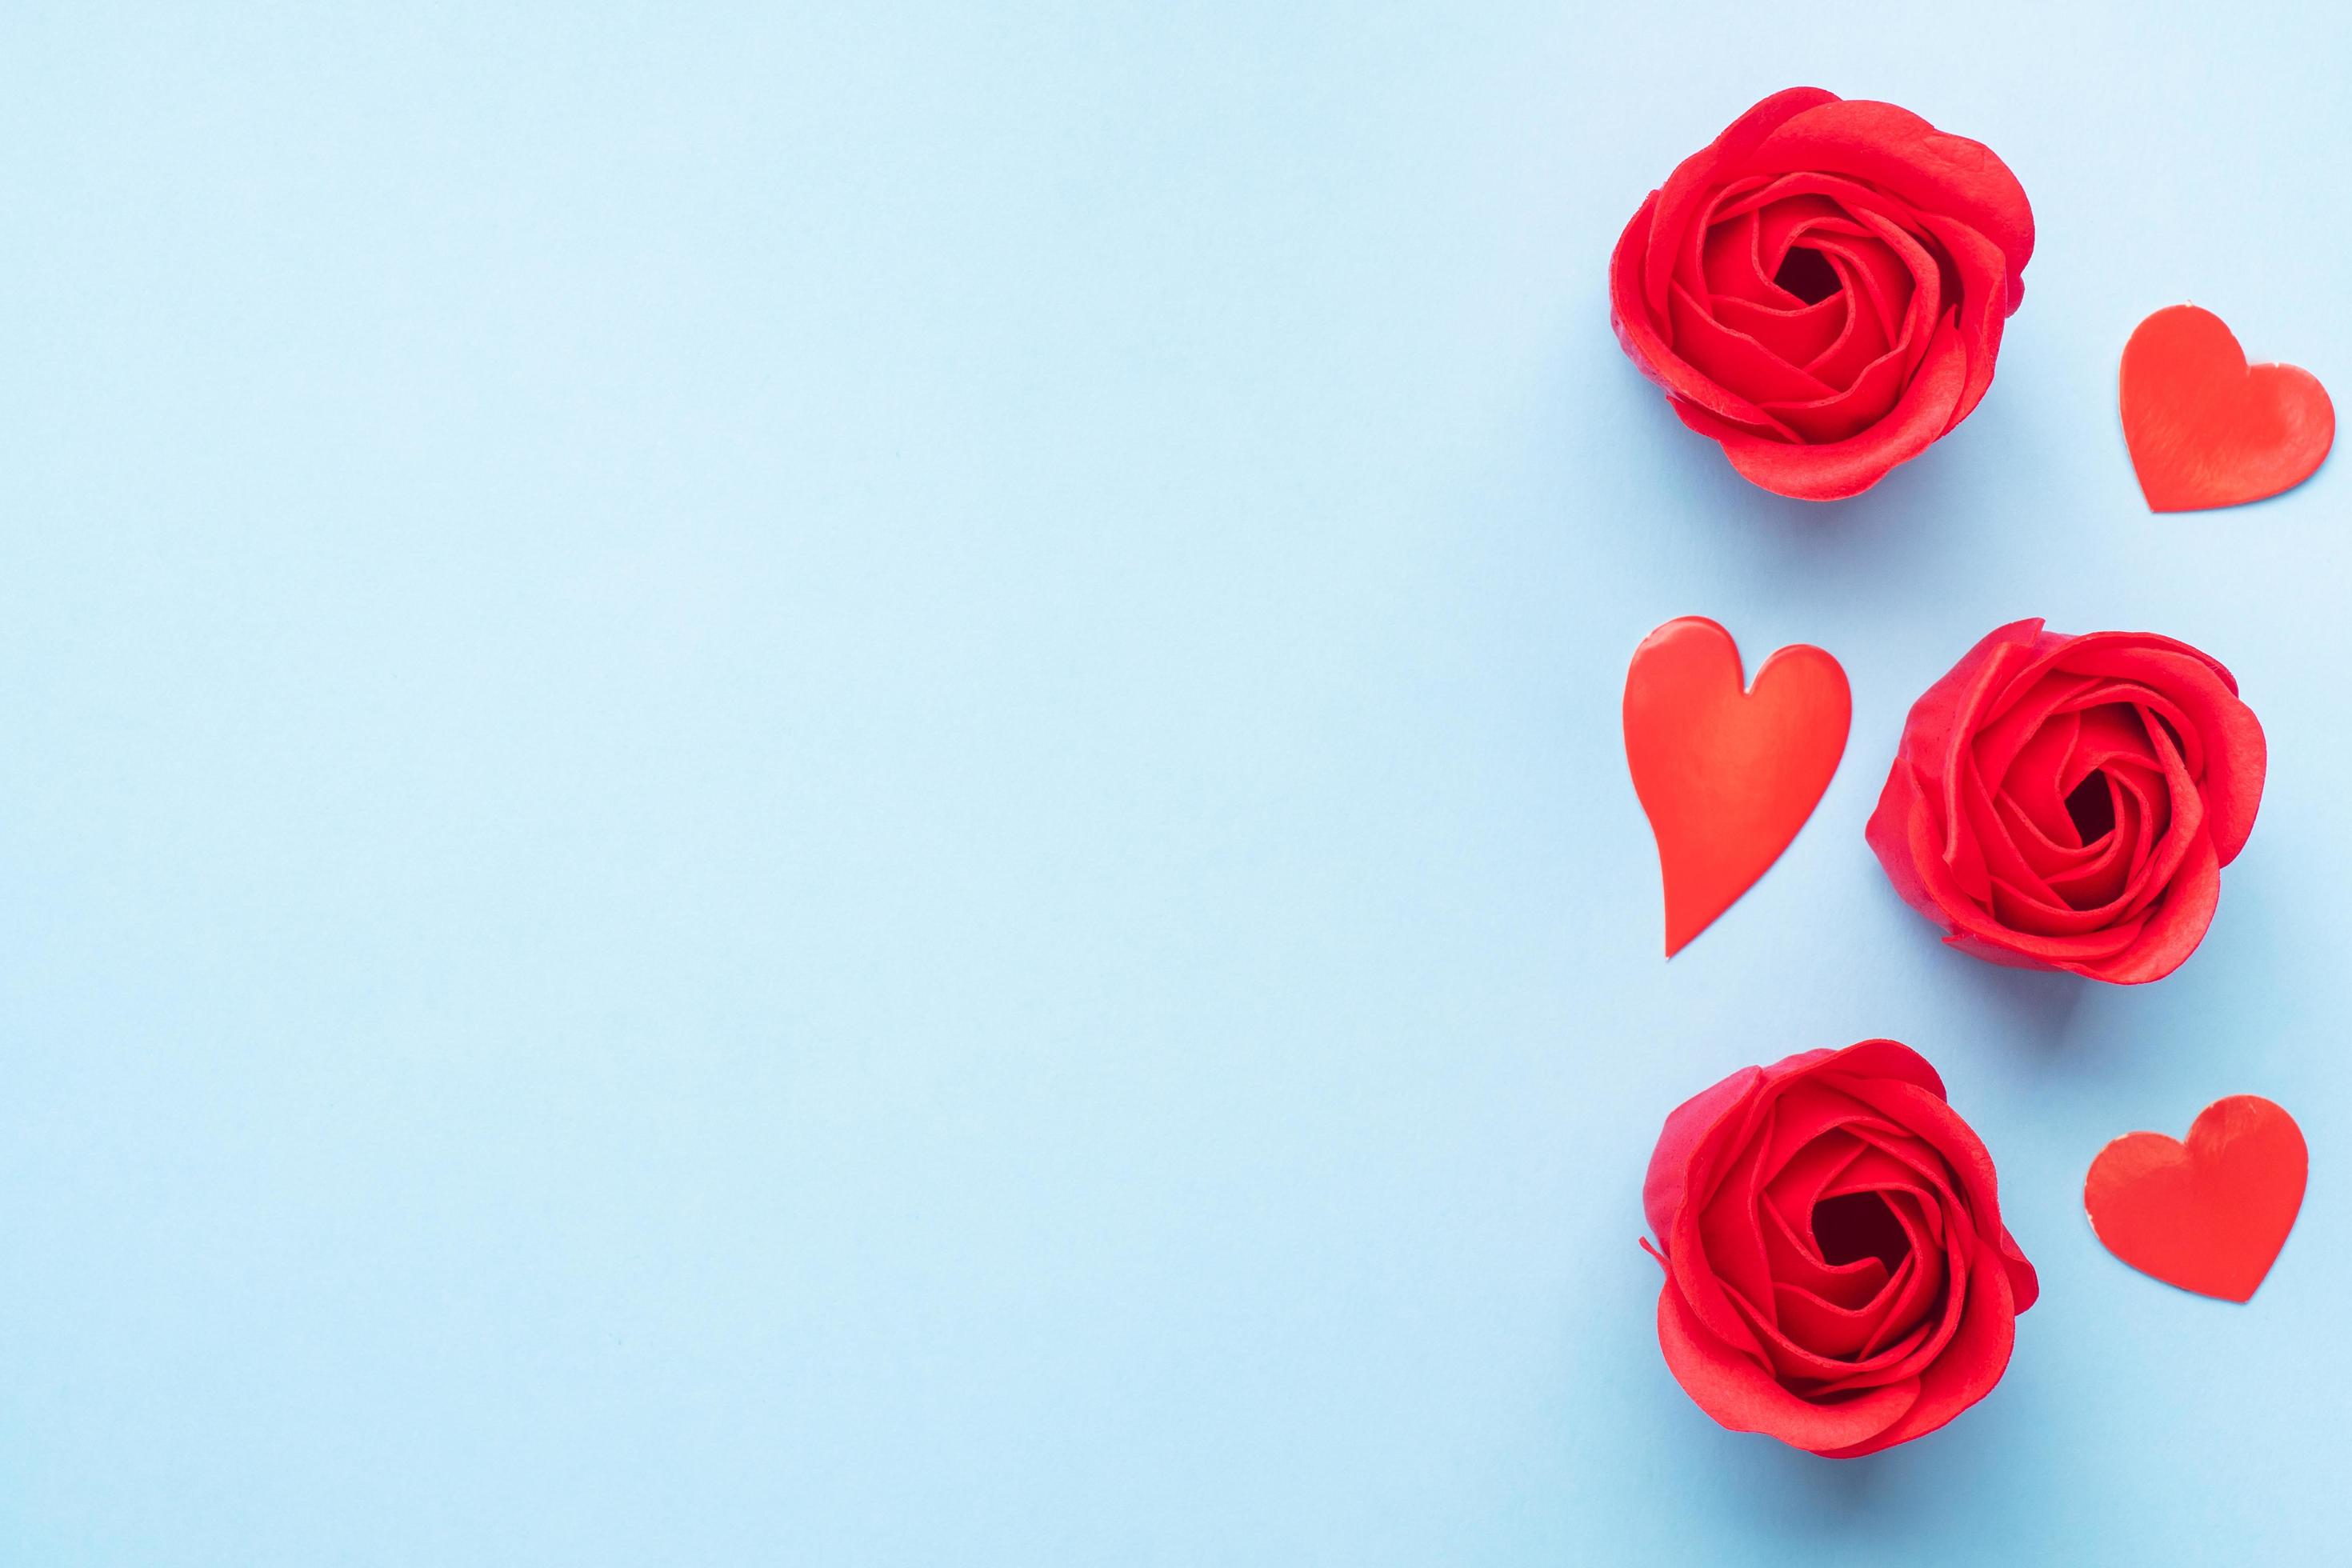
1846, 208, 1948, 379
1970, 672, 2101, 791
1668, 281, 1839, 406
1657, 1278, 1919, 1450
1917, 212, 2016, 428
1752, 1080, 1883, 1176
2108, 707, 2206, 921
1699, 206, 1781, 307
1828, 1076, 2028, 1303
1804, 230, 1916, 356
1672, 314, 1968, 500
1774, 1270, 1906, 1360
1641, 87, 1846, 319
1807, 1219, 1967, 1390
1712, 290, 1850, 371
2067, 830, 2224, 984
1857, 1190, 1947, 1354
2044, 642, 2266, 865
1759, 329, 1919, 442
1732, 1214, 1966, 1388
2039, 778, 2138, 910
1660, 1074, 1794, 1357
1714, 171, 1930, 239
1698, 1104, 1782, 1318
1643, 1066, 1765, 1244
1784, 1038, 1950, 1101
1997, 788, 2106, 884
1887, 769, 2156, 964
1992, 706, 2085, 842
1790, 245, 1894, 388
1762, 1183, 1890, 1308
1810, 1241, 2018, 1458
1737, 98, 2034, 301
1610, 194, 1798, 436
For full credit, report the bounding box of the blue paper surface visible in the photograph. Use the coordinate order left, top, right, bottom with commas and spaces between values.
3, 2, 2348, 1561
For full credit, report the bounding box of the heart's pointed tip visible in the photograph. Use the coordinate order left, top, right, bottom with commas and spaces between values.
1663, 904, 1710, 957
2125, 1262, 2250, 1304
2183, 1269, 2264, 1304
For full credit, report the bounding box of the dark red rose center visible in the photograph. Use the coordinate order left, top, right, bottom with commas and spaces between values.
1812, 1190, 1910, 1272
1772, 244, 1842, 305
2065, 769, 2116, 844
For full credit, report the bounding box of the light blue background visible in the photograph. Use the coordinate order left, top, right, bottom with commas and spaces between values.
4, 2, 2349, 1562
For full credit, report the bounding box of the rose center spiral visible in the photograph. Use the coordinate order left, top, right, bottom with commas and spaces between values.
1811, 1190, 1910, 1271
2065, 770, 2116, 844
1772, 245, 1842, 305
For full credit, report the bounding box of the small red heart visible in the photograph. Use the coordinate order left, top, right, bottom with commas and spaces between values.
1622, 617, 1849, 956
2120, 304, 2334, 512
2084, 1095, 2307, 1302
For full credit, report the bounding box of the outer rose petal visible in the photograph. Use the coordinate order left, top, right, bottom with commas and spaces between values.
1674, 314, 1967, 500
1810, 1241, 2018, 1458
1864, 760, 1938, 920
1639, 87, 1843, 320
2064, 830, 2222, 984
1774, 1038, 1946, 1100
1658, 1278, 1918, 1451
1866, 622, 2062, 919
1996, 1222, 2039, 1313
1611, 193, 1798, 435
1898, 776, 2149, 967
1918, 213, 2015, 429
1738, 98, 2035, 302
1642, 1066, 1767, 1244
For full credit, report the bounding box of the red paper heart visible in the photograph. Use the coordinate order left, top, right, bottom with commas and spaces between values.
2084, 1095, 2306, 1302
2120, 304, 2334, 512
1623, 617, 1849, 956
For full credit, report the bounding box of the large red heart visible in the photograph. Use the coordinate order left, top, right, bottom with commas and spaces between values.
2120, 304, 2334, 512
2084, 1095, 2306, 1302
1622, 617, 1849, 956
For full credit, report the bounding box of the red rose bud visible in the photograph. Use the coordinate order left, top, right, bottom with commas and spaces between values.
1643, 1042, 2037, 1458
1609, 88, 2033, 500
1866, 620, 2266, 984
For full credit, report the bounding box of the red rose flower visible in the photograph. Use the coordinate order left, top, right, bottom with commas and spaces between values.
1866, 620, 2266, 984
1643, 1041, 2037, 1458
1609, 88, 2033, 500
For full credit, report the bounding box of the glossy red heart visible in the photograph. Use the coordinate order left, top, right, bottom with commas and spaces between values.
2084, 1095, 2306, 1302
2120, 304, 2334, 512
1622, 617, 1849, 956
